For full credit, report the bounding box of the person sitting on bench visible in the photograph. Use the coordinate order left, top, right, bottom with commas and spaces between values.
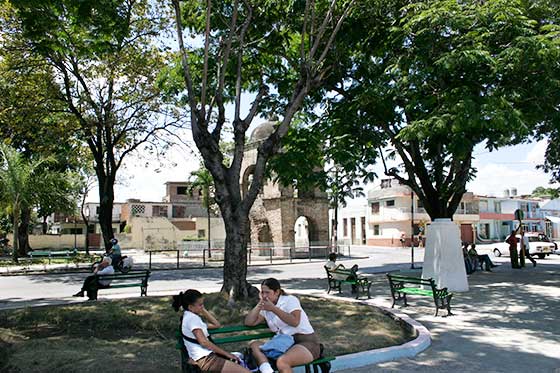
73, 256, 114, 299
173, 289, 249, 373
325, 253, 342, 270
325, 253, 359, 293
245, 278, 321, 373
462, 243, 475, 274
468, 244, 498, 272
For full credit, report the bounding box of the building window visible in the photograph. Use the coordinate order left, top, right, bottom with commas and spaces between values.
343, 218, 348, 236
373, 225, 380, 236
172, 205, 186, 218
198, 229, 205, 238
479, 223, 490, 239
95, 206, 100, 215
152, 205, 168, 217
131, 204, 146, 216
479, 200, 488, 212
380, 179, 392, 189
177, 186, 188, 195
386, 200, 395, 207
371, 202, 380, 214
495, 201, 501, 213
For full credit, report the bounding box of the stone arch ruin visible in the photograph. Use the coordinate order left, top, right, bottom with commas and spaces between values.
241, 120, 329, 249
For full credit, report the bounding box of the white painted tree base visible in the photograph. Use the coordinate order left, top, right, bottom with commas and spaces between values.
422, 218, 469, 292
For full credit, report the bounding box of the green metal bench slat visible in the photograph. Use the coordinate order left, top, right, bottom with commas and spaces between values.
209, 323, 269, 334
305, 356, 335, 364
99, 274, 146, 279
107, 283, 144, 289
212, 331, 275, 344
400, 288, 433, 296
97, 272, 150, 279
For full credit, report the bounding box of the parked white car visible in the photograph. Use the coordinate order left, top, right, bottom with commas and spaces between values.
493, 233, 556, 259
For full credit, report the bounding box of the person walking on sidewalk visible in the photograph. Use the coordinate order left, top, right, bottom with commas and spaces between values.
521, 234, 537, 267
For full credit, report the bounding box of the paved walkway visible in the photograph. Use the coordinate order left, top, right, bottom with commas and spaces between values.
335, 260, 560, 372
1, 247, 559, 372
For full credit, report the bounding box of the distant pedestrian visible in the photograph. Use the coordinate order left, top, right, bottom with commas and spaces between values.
521, 234, 537, 267
506, 230, 520, 269
400, 233, 406, 248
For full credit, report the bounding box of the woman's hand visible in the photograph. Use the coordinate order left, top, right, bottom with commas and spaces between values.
199, 305, 210, 316
259, 298, 276, 312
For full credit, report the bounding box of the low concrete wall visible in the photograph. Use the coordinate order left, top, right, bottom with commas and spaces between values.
7, 233, 86, 250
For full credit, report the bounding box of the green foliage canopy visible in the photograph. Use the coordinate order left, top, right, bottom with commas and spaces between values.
320, 0, 560, 219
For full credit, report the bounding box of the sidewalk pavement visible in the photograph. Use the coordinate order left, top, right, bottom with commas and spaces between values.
333, 260, 560, 372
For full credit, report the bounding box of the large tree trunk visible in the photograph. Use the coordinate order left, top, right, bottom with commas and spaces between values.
332, 196, 338, 252
17, 208, 32, 256
12, 205, 19, 263
97, 172, 116, 252
207, 205, 212, 258
221, 212, 250, 299
423, 195, 455, 220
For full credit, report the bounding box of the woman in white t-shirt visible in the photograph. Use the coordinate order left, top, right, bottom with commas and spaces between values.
244, 278, 321, 373
172, 289, 250, 373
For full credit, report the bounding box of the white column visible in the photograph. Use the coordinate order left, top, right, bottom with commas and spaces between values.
422, 218, 469, 292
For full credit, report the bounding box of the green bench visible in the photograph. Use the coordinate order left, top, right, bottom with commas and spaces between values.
176, 323, 335, 373
28, 249, 77, 264
325, 266, 371, 299
387, 273, 453, 316
92, 270, 150, 300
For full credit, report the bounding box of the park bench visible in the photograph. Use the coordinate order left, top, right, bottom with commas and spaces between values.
324, 266, 371, 299
91, 270, 150, 300
28, 249, 77, 264
176, 323, 335, 373
387, 273, 453, 317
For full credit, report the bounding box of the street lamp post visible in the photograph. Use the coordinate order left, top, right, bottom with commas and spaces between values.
73, 216, 77, 250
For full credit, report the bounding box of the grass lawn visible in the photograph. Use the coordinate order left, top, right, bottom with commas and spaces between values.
0, 293, 416, 372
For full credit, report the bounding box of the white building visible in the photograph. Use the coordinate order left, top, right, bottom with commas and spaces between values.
364, 179, 479, 246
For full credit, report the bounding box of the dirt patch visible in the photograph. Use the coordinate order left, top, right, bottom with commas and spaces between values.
0, 293, 415, 372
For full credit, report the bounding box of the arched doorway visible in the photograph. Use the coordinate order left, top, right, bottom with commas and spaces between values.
294, 216, 309, 249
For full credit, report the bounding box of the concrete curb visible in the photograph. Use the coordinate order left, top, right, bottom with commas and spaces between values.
331, 306, 431, 371
293, 293, 431, 372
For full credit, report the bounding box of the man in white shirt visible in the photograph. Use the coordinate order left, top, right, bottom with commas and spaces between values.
73, 256, 115, 300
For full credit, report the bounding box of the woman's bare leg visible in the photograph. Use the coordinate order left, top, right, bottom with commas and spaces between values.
249, 340, 269, 366
275, 345, 314, 373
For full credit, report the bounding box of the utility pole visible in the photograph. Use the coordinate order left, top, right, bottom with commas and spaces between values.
73, 215, 77, 250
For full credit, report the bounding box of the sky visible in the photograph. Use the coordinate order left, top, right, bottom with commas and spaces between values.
86, 130, 558, 205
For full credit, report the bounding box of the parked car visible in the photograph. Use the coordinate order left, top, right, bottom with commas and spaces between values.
493, 233, 555, 259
